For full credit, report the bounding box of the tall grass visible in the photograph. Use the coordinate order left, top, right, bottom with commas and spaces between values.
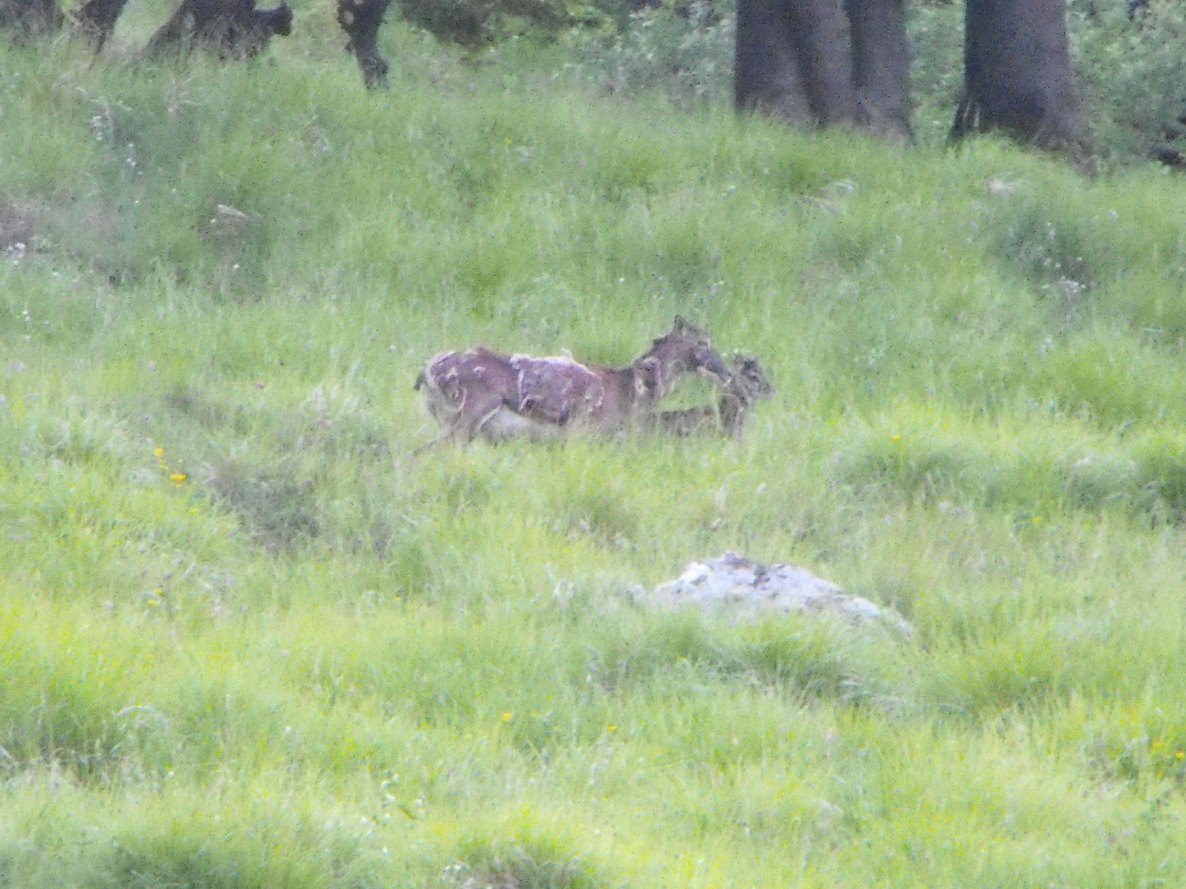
4, 23, 1186, 888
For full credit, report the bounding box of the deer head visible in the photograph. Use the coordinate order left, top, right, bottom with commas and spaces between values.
728, 353, 775, 404
641, 316, 731, 396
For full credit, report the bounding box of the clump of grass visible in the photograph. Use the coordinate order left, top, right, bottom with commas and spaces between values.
204, 458, 321, 553
1033, 331, 1184, 427
0, 607, 142, 778
834, 408, 1186, 525
1132, 432, 1186, 518
553, 487, 640, 550
990, 193, 1098, 295
1081, 702, 1186, 787
161, 385, 244, 436
21, 401, 133, 466
581, 610, 894, 705
735, 620, 893, 703
442, 833, 609, 889
918, 637, 1068, 717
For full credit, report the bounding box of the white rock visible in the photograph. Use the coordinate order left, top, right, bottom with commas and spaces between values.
651, 551, 912, 637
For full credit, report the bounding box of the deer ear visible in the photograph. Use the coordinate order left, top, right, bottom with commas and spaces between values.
674, 315, 688, 330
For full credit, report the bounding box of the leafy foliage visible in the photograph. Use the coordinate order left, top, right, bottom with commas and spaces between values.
1069, 0, 1186, 164
564, 1, 734, 105
399, 0, 623, 45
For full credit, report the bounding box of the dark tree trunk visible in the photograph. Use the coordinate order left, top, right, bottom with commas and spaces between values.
787, 0, 858, 127
337, 0, 392, 89
0, 0, 63, 35
735, 0, 910, 139
75, 0, 130, 52
735, 0, 813, 124
845, 0, 911, 141
145, 0, 291, 59
735, 0, 857, 127
951, 0, 1081, 153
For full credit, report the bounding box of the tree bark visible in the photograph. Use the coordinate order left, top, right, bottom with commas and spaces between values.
75, 0, 130, 52
952, 0, 1081, 153
845, 0, 911, 141
735, 0, 910, 138
735, 0, 813, 125
337, 0, 392, 89
788, 0, 859, 127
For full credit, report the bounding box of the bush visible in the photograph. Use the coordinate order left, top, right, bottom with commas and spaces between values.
1070, 0, 1186, 166
401, 0, 625, 45
563, 1, 734, 106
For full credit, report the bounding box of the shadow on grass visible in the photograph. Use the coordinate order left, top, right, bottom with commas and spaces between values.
204, 459, 321, 553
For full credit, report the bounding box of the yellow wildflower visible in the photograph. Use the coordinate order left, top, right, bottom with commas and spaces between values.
170, 472, 187, 484
501, 712, 513, 722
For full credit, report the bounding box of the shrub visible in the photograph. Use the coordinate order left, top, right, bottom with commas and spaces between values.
442, 835, 607, 889
203, 459, 322, 553
1070, 0, 1186, 166
563, 1, 734, 106
401, 0, 623, 45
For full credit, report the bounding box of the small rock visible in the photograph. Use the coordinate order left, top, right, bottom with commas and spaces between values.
649, 551, 913, 637
986, 176, 1020, 198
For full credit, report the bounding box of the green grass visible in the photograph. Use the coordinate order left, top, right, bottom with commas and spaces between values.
5, 22, 1186, 888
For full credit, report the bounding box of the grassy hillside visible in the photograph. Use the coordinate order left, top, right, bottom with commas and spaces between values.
4, 20, 1186, 888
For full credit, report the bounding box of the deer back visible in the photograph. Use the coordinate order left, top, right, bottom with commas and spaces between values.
418, 348, 519, 406
510, 355, 606, 426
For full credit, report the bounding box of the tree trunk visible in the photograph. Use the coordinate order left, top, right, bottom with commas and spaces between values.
952, 0, 1081, 153
845, 0, 911, 141
75, 0, 130, 52
337, 0, 392, 89
788, 0, 859, 127
735, 0, 909, 138
735, 0, 811, 124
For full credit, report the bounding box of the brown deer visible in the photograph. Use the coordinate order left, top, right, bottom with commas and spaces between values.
414, 316, 730, 448
656, 352, 774, 438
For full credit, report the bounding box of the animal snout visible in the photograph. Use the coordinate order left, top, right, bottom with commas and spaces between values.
699, 355, 732, 385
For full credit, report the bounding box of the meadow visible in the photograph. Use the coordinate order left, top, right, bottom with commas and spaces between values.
4, 9, 1186, 886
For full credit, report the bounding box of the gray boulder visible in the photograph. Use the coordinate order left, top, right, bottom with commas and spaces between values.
650, 551, 913, 637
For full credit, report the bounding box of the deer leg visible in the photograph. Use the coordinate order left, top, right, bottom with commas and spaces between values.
440, 394, 506, 446
411, 408, 490, 455
411, 429, 451, 457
